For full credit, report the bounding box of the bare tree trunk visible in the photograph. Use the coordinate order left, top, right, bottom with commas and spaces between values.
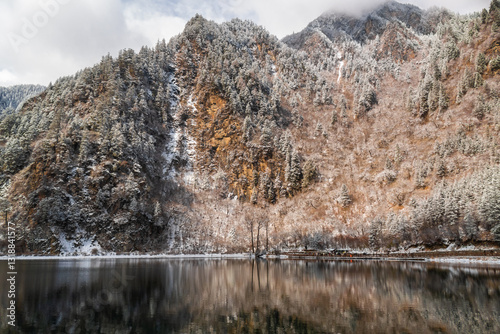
265, 220, 269, 251
256, 223, 260, 254
250, 220, 254, 253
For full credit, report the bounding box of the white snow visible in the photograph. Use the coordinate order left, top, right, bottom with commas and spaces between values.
429, 257, 500, 266
167, 72, 180, 109
162, 92, 198, 185
1, 253, 252, 260
162, 126, 180, 178
337, 61, 344, 83
271, 64, 277, 78
56, 228, 103, 256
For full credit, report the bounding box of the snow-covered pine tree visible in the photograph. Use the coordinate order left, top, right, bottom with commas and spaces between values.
339, 184, 352, 208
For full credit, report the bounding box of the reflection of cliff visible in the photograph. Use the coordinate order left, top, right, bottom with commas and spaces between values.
1, 260, 499, 333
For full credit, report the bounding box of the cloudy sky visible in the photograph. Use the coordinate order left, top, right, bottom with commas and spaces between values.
0, 0, 490, 87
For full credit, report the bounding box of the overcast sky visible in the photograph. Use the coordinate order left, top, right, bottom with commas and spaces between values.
0, 0, 490, 87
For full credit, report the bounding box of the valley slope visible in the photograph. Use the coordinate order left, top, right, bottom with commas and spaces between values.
1, 1, 500, 255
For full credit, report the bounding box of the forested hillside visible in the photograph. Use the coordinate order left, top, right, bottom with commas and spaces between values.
0, 1, 499, 255
0, 85, 45, 118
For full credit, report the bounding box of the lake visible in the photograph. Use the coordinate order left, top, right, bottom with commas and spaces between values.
1, 258, 500, 333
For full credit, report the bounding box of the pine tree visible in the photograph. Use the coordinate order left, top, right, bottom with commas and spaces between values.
259, 122, 273, 147
369, 218, 383, 249
476, 53, 488, 74
0, 198, 11, 224
274, 174, 284, 199
438, 84, 449, 112
490, 56, 500, 72
456, 69, 472, 103
481, 8, 489, 24
302, 160, 317, 188
429, 81, 441, 112
406, 88, 416, 115
331, 109, 338, 126
339, 184, 352, 208
385, 158, 393, 170
446, 41, 460, 61
242, 116, 253, 142
314, 122, 323, 137
288, 150, 302, 191
251, 186, 258, 204
490, 0, 500, 13
462, 205, 478, 242
492, 224, 500, 242
479, 177, 500, 229
474, 95, 487, 120
436, 160, 447, 178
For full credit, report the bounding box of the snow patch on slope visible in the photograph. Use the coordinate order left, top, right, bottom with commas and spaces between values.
161, 70, 197, 186
56, 228, 102, 256
183, 95, 198, 185
337, 52, 344, 83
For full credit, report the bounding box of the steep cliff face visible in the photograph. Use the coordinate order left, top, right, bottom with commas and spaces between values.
1, 2, 500, 255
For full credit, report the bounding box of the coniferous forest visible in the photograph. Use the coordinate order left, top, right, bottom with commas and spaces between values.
1, 1, 500, 255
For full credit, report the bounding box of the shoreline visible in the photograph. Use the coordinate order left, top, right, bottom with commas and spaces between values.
1, 250, 500, 266
0, 253, 253, 260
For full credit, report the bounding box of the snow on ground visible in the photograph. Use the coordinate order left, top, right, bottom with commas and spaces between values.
56, 228, 103, 256
2, 252, 499, 266
429, 257, 500, 266
337, 60, 344, 83
1, 253, 252, 260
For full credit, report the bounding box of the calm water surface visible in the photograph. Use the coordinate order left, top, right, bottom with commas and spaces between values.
1, 258, 500, 333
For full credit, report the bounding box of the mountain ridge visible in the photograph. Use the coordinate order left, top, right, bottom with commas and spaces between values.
1, 1, 500, 255
282, 1, 452, 49
0, 84, 46, 119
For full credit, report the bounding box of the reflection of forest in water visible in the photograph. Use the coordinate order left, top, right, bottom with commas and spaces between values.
1, 259, 500, 333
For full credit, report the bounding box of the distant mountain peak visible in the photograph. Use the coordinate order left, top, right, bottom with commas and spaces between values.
283, 0, 450, 48
320, 0, 419, 19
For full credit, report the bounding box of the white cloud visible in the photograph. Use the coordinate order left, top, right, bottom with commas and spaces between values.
124, 3, 187, 45
0, 69, 18, 86
0, 0, 148, 86
407, 0, 489, 14
237, 0, 491, 38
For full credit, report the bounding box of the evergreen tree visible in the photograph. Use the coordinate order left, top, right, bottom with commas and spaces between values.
331, 109, 338, 126
339, 184, 352, 208
481, 8, 489, 24
476, 53, 488, 74
369, 218, 383, 249
302, 160, 317, 188
438, 84, 449, 112
288, 150, 302, 191
436, 160, 447, 178
446, 41, 460, 61
479, 175, 500, 229
462, 205, 478, 242
0, 198, 11, 224
251, 186, 258, 204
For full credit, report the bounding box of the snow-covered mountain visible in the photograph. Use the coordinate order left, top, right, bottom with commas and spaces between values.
0, 84, 45, 118
283, 1, 451, 48
1, 1, 499, 255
